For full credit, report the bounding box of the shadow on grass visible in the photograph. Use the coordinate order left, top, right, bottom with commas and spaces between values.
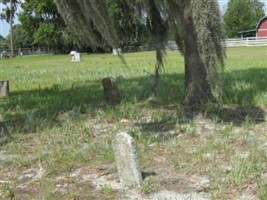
223, 68, 267, 106
0, 73, 183, 135
218, 67, 267, 125
0, 68, 266, 137
207, 105, 266, 126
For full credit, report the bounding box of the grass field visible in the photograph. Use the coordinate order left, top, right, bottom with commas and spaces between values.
0, 47, 267, 199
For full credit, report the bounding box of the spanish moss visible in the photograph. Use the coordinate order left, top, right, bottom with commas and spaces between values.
191, 0, 225, 99
55, 0, 225, 106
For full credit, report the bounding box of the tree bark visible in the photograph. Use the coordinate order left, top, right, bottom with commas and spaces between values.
151, 49, 162, 98
183, 0, 213, 108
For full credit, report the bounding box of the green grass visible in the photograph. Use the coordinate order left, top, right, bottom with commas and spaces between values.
0, 47, 266, 199
223, 47, 267, 106
0, 51, 185, 133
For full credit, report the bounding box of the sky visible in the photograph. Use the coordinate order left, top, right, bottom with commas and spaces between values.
0, 0, 267, 38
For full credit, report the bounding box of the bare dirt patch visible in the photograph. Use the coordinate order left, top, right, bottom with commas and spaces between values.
0, 106, 266, 199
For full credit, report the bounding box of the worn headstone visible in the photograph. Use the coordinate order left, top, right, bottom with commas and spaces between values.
102, 77, 120, 106
112, 132, 142, 187
0, 80, 9, 97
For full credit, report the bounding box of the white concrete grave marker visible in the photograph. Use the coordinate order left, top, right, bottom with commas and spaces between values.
69, 50, 81, 62
112, 48, 122, 56
112, 132, 142, 187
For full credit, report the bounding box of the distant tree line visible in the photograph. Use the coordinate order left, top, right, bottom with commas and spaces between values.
224, 0, 265, 38
1, 0, 150, 53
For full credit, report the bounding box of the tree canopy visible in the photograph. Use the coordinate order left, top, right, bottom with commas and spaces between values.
0, 0, 19, 23
223, 0, 265, 38
18, 0, 136, 52
7, 24, 32, 48
108, 0, 148, 49
18, 0, 69, 52
55, 0, 225, 107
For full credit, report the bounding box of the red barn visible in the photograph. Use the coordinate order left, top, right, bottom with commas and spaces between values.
256, 16, 267, 38
239, 16, 267, 38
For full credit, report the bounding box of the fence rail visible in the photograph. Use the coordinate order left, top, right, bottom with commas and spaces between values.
1, 37, 267, 58
226, 37, 267, 47
0, 47, 54, 58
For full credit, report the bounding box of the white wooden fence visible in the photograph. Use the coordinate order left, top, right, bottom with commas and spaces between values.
226, 37, 267, 47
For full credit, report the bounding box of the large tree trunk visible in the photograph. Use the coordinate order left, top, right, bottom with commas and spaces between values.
183, 0, 213, 108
